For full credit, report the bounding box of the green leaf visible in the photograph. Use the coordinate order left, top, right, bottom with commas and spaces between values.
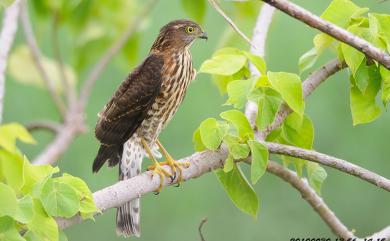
27, 200, 58, 241
341, 44, 364, 77
223, 155, 234, 173
267, 72, 304, 116
181, 0, 207, 24
380, 66, 390, 105
212, 75, 234, 94
220, 110, 253, 140
369, 13, 390, 53
298, 48, 317, 73
0, 123, 36, 153
256, 90, 282, 131
15, 196, 33, 224
314, 33, 335, 54
223, 135, 250, 160
0, 216, 26, 241
0, 150, 24, 191
282, 113, 314, 149
8, 45, 77, 93
350, 66, 381, 125
199, 118, 224, 150
59, 231, 68, 241
193, 128, 206, 152
22, 159, 59, 195
199, 54, 247, 76
307, 163, 327, 195
248, 141, 268, 185
0, 183, 19, 218
226, 78, 255, 109
40, 179, 80, 218
56, 173, 98, 219
321, 0, 367, 27
215, 165, 259, 217
243, 52, 266, 75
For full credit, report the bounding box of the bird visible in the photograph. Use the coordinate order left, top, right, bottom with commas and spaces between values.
92, 19, 207, 238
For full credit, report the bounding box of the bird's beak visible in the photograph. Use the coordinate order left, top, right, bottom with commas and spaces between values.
199, 32, 208, 40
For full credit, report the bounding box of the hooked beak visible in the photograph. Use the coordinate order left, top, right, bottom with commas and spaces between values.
199, 32, 208, 40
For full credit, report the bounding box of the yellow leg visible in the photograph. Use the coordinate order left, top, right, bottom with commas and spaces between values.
141, 138, 171, 193
155, 139, 190, 183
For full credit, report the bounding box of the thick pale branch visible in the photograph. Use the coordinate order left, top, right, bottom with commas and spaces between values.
265, 141, 390, 193
20, 0, 66, 115
261, 0, 390, 70
207, 0, 256, 49
0, 0, 21, 124
57, 150, 228, 229
266, 160, 355, 239
259, 59, 346, 139
79, 0, 158, 107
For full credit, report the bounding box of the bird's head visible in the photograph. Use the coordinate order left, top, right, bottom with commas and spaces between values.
151, 19, 207, 52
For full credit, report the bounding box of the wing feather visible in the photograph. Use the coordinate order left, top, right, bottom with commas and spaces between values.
94, 54, 164, 145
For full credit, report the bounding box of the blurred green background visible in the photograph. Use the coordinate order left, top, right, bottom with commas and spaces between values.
3, 0, 390, 240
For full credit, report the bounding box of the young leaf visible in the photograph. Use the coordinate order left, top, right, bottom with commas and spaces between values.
350, 68, 381, 125
199, 54, 247, 76
56, 173, 98, 219
27, 200, 58, 241
267, 72, 304, 116
220, 110, 253, 140
199, 118, 224, 150
40, 179, 80, 218
255, 88, 282, 131
243, 51, 266, 75
0, 150, 24, 191
321, 0, 367, 27
223, 135, 250, 160
248, 140, 269, 185
0, 216, 26, 241
282, 113, 314, 149
0, 123, 36, 153
226, 78, 255, 109
0, 183, 19, 219
215, 165, 259, 217
181, 0, 207, 24
298, 48, 317, 74
193, 128, 206, 152
307, 163, 327, 195
223, 155, 234, 173
380, 66, 390, 105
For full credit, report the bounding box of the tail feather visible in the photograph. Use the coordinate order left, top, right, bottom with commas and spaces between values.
116, 140, 142, 237
92, 144, 122, 173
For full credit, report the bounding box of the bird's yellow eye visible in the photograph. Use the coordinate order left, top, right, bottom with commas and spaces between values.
186, 26, 195, 34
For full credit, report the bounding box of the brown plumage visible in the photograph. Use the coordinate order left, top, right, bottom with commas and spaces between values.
92, 19, 207, 238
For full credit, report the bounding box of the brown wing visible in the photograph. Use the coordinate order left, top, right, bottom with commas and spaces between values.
95, 54, 164, 145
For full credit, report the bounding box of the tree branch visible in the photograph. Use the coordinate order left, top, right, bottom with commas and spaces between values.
26, 120, 62, 133
259, 59, 346, 139
261, 0, 390, 70
20, 0, 66, 115
78, 0, 158, 107
207, 0, 257, 49
0, 0, 21, 124
264, 141, 390, 193
245, 4, 275, 128
266, 160, 355, 239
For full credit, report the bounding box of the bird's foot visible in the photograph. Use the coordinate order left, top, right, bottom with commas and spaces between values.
147, 162, 172, 193
159, 158, 190, 184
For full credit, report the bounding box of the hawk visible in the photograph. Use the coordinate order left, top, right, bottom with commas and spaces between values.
92, 19, 207, 237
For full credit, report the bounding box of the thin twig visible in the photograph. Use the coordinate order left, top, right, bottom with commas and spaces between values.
264, 141, 390, 192
261, 0, 390, 70
20, 0, 66, 115
207, 0, 257, 49
26, 120, 62, 133
198, 217, 208, 241
78, 0, 158, 107
0, 0, 21, 124
51, 12, 76, 106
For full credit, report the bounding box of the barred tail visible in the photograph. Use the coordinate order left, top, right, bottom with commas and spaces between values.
116, 141, 142, 237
